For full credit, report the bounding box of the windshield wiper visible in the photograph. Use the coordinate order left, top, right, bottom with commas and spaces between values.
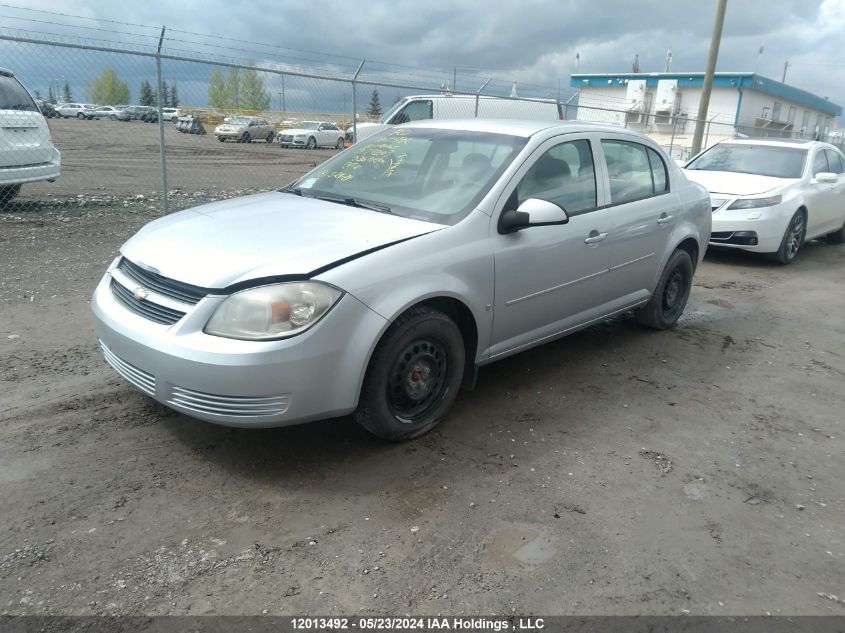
279, 186, 303, 196
315, 194, 392, 214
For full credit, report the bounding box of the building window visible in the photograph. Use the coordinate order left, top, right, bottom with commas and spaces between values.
772, 102, 782, 121
762, 106, 771, 120
787, 106, 796, 124
801, 110, 810, 130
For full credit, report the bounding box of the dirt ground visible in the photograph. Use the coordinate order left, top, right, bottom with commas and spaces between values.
1, 192, 845, 616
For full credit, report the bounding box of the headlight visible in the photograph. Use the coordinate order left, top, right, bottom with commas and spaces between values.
205, 282, 342, 340
728, 195, 782, 209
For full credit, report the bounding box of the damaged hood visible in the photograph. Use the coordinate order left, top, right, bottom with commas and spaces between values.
120, 192, 443, 289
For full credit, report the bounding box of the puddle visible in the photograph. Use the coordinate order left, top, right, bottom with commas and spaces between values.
483, 525, 556, 570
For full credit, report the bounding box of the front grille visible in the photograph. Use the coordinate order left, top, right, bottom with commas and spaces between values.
167, 386, 290, 418
117, 258, 206, 305
99, 341, 156, 396
280, 135, 293, 142
111, 279, 186, 325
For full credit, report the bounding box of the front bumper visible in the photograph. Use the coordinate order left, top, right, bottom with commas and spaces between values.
215, 129, 247, 139
0, 149, 61, 186
709, 202, 793, 253
278, 136, 307, 147
91, 266, 388, 428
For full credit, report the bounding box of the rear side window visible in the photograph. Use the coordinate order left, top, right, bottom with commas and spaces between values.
824, 149, 843, 174
602, 140, 656, 204
0, 74, 38, 112
647, 147, 669, 193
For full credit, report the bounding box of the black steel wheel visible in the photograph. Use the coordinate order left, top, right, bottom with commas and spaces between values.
636, 248, 694, 330
355, 306, 464, 441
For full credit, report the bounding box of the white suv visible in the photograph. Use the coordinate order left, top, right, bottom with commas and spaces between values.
0, 68, 61, 203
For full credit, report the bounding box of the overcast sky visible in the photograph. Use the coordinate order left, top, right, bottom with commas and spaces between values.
3, 0, 843, 116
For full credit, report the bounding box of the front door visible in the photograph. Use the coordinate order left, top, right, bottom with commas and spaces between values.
489, 134, 616, 358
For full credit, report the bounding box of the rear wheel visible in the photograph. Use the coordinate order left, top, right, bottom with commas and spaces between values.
266, 132, 274, 143
240, 132, 251, 143
355, 306, 464, 441
306, 136, 317, 150
636, 249, 694, 330
217, 136, 225, 142
109, 115, 117, 120
773, 210, 806, 264
0, 184, 21, 205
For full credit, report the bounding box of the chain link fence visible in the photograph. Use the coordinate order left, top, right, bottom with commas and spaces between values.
1, 30, 842, 211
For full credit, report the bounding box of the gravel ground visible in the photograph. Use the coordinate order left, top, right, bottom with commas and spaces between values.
1, 194, 845, 616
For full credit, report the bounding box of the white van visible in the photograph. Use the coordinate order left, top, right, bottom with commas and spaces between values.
347, 94, 563, 143
0, 68, 61, 203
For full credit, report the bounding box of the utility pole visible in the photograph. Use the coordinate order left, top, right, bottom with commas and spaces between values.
691, 0, 728, 156
453, 66, 457, 93
665, 49, 673, 72
575, 52, 580, 73
782, 60, 791, 83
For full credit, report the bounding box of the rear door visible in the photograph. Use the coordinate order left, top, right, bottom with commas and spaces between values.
598, 137, 679, 302
823, 149, 845, 231
0, 72, 54, 168
806, 148, 837, 233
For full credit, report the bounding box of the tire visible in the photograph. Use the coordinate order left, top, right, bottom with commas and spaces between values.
266, 132, 274, 143
636, 249, 694, 330
773, 210, 806, 265
306, 136, 317, 150
109, 115, 117, 120
827, 218, 845, 244
0, 184, 22, 205
336, 136, 344, 149
217, 136, 225, 142
77, 112, 85, 119
240, 132, 251, 143
355, 306, 465, 441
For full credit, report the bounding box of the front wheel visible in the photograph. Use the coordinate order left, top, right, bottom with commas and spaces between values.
355, 306, 465, 441
336, 137, 344, 149
77, 112, 85, 119
306, 136, 317, 150
636, 249, 694, 330
266, 132, 274, 143
240, 132, 251, 143
109, 115, 117, 120
773, 210, 806, 264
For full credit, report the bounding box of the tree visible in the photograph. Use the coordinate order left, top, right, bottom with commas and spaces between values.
169, 82, 179, 107
367, 88, 382, 117
62, 80, 72, 102
240, 66, 270, 111
208, 69, 231, 109
160, 81, 170, 108
139, 80, 156, 106
91, 68, 130, 105
226, 68, 240, 109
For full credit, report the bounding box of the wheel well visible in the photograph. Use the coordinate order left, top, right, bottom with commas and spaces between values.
415, 297, 479, 389
676, 237, 700, 269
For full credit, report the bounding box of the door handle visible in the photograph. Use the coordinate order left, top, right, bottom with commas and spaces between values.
584, 231, 608, 244
657, 214, 674, 226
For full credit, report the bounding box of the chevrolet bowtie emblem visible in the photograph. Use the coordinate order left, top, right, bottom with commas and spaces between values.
133, 287, 150, 301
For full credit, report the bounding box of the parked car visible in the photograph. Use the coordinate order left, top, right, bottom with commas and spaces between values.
35, 100, 59, 118
92, 120, 710, 439
86, 105, 124, 120
348, 94, 563, 144
118, 105, 154, 121
0, 67, 61, 203
684, 138, 845, 264
278, 121, 344, 149
162, 107, 180, 122
214, 116, 274, 143
55, 102, 95, 118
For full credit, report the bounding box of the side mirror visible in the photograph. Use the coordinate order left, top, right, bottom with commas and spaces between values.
815, 172, 838, 183
499, 198, 569, 234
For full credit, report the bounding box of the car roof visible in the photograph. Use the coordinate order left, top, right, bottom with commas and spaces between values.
402, 118, 652, 139
717, 137, 818, 149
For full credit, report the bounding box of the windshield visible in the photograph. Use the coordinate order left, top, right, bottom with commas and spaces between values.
686, 144, 807, 178
297, 121, 320, 130
229, 116, 252, 125
287, 127, 527, 225
0, 74, 38, 112
378, 100, 406, 123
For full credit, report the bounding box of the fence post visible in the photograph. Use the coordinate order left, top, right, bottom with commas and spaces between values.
351, 59, 365, 143
155, 26, 169, 213
475, 78, 492, 117
669, 113, 677, 157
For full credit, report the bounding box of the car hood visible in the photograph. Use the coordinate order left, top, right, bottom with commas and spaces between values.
216, 124, 245, 131
282, 128, 327, 135
120, 192, 444, 289
682, 169, 796, 195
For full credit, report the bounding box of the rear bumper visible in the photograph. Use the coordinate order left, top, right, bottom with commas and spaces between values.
0, 149, 61, 186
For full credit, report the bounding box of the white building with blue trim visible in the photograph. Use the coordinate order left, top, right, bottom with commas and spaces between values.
570, 72, 842, 156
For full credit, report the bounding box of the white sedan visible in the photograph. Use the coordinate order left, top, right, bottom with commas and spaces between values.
684, 138, 845, 264
277, 121, 344, 149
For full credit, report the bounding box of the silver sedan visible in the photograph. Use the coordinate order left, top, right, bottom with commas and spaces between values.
92, 120, 711, 440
